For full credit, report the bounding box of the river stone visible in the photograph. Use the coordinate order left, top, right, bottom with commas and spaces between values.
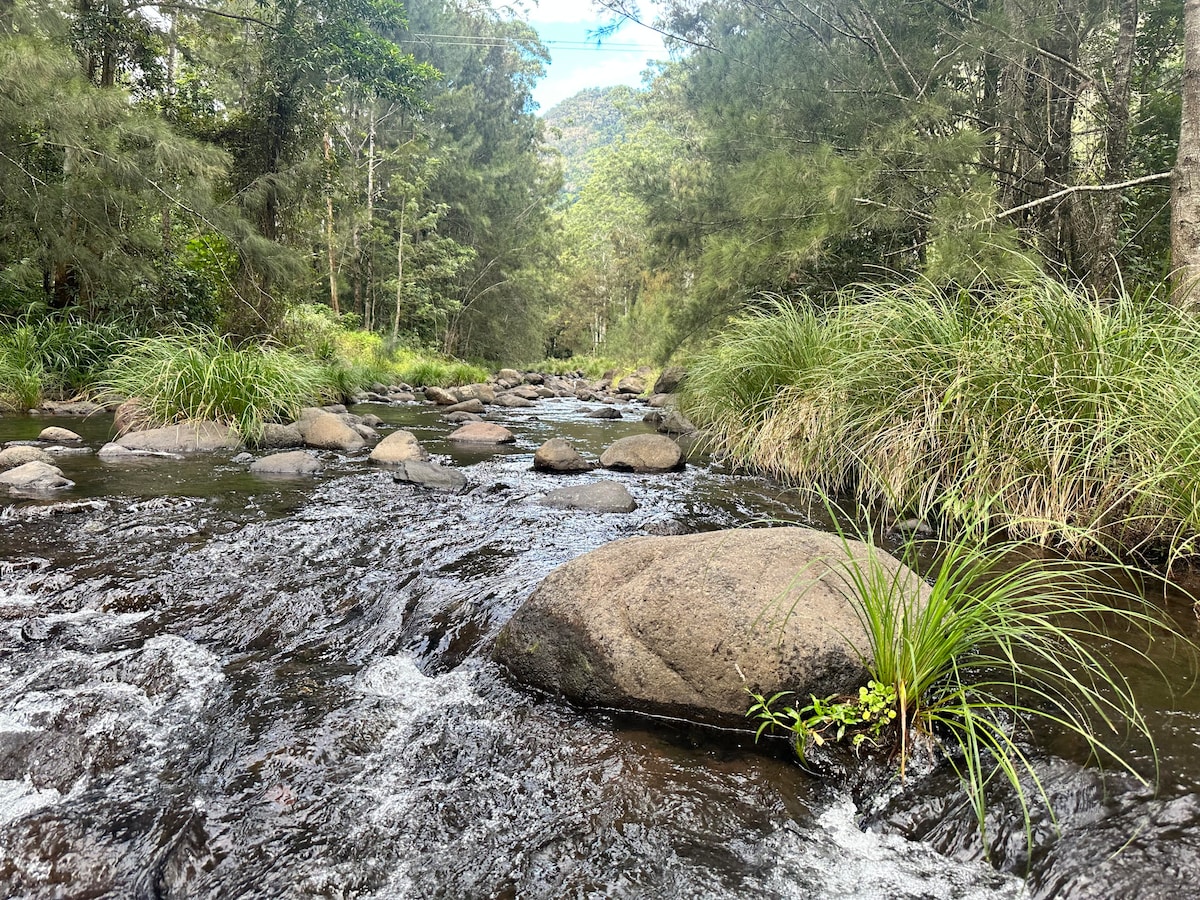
647, 394, 674, 409
0, 445, 54, 471
38, 426, 82, 442
444, 398, 486, 415
653, 367, 687, 394
615, 375, 646, 395
449, 422, 515, 444
370, 429, 429, 465
587, 406, 622, 420
97, 442, 181, 460
392, 460, 468, 493
538, 481, 636, 513
495, 527, 925, 726
599, 434, 684, 473
533, 438, 593, 473
494, 393, 536, 409
508, 385, 541, 401
352, 423, 379, 442
250, 450, 322, 476
423, 386, 458, 405
258, 423, 304, 449
388, 391, 417, 403
442, 411, 483, 424
116, 422, 241, 453
38, 400, 104, 416
456, 383, 496, 404
497, 368, 523, 385
298, 412, 366, 452
657, 409, 697, 436
360, 413, 385, 428
0, 461, 74, 493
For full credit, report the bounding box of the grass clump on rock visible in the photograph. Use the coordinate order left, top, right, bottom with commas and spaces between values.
751, 520, 1186, 862
100, 330, 330, 442
683, 277, 1200, 562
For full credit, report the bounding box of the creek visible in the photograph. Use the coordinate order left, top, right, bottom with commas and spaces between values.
1, 398, 1197, 899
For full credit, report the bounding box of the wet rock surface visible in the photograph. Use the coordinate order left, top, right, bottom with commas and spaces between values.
494, 527, 907, 726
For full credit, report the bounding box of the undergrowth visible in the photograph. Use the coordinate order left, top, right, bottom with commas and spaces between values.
684, 277, 1200, 562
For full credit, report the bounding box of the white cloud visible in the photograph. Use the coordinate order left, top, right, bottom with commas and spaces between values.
533, 53, 655, 109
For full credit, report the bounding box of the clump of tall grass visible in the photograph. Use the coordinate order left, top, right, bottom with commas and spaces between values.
753, 517, 1187, 864
0, 315, 126, 408
531, 356, 623, 380
99, 331, 331, 441
393, 352, 488, 388
684, 279, 1200, 561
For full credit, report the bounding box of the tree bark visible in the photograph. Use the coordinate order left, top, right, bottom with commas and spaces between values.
1090, 0, 1138, 295
1173, 0, 1200, 302
323, 129, 340, 315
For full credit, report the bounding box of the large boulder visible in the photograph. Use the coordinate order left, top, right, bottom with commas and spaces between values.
494, 393, 535, 409
297, 412, 365, 452
250, 450, 322, 476
448, 422, 515, 444
538, 481, 636, 513
495, 527, 925, 727
116, 422, 241, 453
652, 366, 687, 394
258, 423, 305, 449
614, 375, 646, 395
0, 461, 74, 493
444, 398, 485, 415
369, 429, 429, 466
533, 438, 593, 473
599, 434, 684, 473
456, 383, 496, 404
423, 386, 458, 406
0, 445, 54, 471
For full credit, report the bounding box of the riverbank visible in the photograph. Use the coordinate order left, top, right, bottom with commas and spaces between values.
681, 281, 1200, 565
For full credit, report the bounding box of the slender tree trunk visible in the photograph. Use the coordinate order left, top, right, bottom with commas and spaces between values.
323, 130, 340, 315
1090, 0, 1138, 295
1174, 0, 1200, 301
393, 200, 405, 341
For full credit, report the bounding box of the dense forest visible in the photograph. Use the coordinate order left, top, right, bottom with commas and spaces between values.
5, 0, 1199, 365
1, 0, 559, 363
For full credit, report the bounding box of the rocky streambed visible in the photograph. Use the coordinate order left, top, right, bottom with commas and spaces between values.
1, 387, 1199, 898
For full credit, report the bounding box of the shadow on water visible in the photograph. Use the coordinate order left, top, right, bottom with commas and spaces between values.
0, 401, 1194, 897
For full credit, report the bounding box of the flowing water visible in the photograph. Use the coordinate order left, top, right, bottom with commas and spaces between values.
0, 399, 1197, 899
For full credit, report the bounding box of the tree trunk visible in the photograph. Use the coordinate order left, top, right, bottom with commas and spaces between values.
393, 200, 406, 341
323, 129, 340, 315
1090, 0, 1138, 295
1173, 0, 1200, 301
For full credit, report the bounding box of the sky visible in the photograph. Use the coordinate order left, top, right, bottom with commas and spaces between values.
505, 1, 670, 112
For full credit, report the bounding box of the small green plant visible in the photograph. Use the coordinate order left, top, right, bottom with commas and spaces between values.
749, 514, 1192, 863
748, 680, 899, 761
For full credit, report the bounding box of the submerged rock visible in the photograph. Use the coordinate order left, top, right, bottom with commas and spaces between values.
495, 526, 926, 727
537, 481, 636, 513
257, 423, 304, 449
587, 407, 622, 420
250, 450, 322, 476
391, 460, 468, 493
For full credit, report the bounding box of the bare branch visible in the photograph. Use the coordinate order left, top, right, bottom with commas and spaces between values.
990, 172, 1172, 222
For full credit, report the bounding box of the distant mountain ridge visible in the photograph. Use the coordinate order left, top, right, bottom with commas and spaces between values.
543, 85, 636, 200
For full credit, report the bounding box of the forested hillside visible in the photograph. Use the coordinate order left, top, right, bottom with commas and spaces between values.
544, 85, 636, 199
0, 0, 559, 361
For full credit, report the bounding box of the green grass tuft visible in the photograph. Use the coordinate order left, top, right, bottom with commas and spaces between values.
99, 330, 331, 441
684, 278, 1200, 561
